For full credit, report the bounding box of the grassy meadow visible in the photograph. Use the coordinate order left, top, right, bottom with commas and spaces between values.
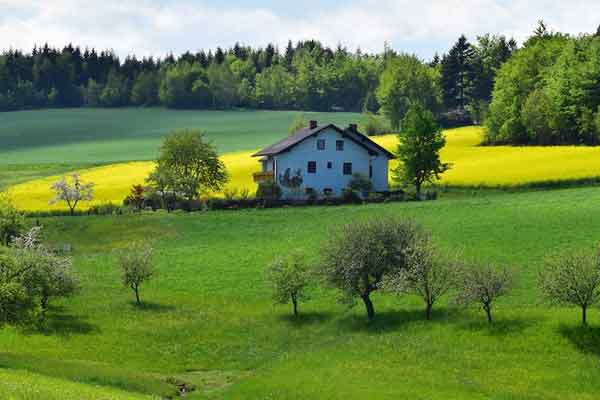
2, 187, 600, 398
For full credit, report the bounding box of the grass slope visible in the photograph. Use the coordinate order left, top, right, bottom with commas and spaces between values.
2, 188, 600, 398
0, 368, 154, 400
10, 126, 600, 211
0, 108, 361, 165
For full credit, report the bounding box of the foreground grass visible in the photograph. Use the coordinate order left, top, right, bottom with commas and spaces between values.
2, 187, 600, 398
10, 126, 600, 211
0, 368, 154, 400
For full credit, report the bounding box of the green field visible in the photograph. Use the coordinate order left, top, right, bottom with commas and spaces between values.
0, 108, 361, 165
2, 187, 600, 398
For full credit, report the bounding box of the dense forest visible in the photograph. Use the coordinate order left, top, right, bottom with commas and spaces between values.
485, 22, 600, 145
2, 22, 599, 146
0, 36, 514, 119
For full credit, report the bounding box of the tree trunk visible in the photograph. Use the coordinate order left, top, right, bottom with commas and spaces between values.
292, 297, 298, 317
133, 284, 140, 305
426, 303, 433, 320
582, 304, 587, 325
69, 206, 75, 216
484, 303, 492, 324
361, 293, 375, 320
415, 182, 422, 200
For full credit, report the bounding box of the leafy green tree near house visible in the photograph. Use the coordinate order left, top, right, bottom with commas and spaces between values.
394, 104, 449, 198
156, 129, 228, 201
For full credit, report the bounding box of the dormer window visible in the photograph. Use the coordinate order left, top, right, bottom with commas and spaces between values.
317, 139, 326, 150
336, 140, 344, 151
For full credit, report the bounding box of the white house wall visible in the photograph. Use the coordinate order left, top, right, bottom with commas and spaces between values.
274, 127, 388, 197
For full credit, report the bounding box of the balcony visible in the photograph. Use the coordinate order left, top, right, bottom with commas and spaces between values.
253, 171, 274, 183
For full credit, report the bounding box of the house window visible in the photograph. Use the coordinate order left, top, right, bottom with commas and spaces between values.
336, 140, 344, 151
343, 162, 352, 175
323, 188, 333, 196
327, 161, 333, 169
317, 139, 326, 150
307, 161, 317, 174
305, 187, 315, 195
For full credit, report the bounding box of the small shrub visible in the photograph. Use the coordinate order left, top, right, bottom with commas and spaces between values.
223, 188, 238, 201
0, 193, 25, 246
256, 181, 282, 201
359, 112, 392, 136
239, 188, 251, 201
348, 173, 373, 193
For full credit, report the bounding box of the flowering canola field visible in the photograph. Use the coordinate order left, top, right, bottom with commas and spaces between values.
8, 126, 600, 211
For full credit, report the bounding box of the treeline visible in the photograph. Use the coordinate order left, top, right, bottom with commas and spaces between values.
0, 36, 515, 116
486, 22, 600, 145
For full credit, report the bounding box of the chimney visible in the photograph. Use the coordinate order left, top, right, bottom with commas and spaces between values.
348, 123, 357, 132
309, 120, 318, 129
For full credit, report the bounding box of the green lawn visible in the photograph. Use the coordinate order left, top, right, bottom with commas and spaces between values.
2, 187, 600, 398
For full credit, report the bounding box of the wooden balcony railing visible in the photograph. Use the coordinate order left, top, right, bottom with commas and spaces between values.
253, 171, 274, 183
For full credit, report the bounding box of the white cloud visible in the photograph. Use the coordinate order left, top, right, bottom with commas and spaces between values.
0, 0, 598, 59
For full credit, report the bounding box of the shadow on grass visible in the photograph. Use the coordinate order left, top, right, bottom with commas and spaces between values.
456, 317, 534, 336
559, 324, 600, 356
20, 305, 99, 336
338, 308, 451, 333
277, 311, 333, 326
129, 301, 176, 312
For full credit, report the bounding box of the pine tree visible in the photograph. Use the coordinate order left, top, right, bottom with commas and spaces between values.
440, 35, 475, 110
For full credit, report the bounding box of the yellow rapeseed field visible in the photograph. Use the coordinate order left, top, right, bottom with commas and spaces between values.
8, 126, 600, 211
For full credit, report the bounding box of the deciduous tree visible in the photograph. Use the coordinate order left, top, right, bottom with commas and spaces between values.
156, 130, 228, 201
49, 173, 94, 215
455, 264, 512, 324
394, 104, 449, 198
267, 250, 311, 317
321, 218, 420, 320
118, 241, 154, 305
0, 193, 25, 246
383, 233, 458, 320
539, 251, 600, 325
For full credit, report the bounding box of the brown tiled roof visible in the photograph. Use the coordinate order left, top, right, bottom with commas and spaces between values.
252, 123, 395, 159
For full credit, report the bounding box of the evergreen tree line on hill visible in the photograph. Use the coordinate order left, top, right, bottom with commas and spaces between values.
0, 36, 514, 119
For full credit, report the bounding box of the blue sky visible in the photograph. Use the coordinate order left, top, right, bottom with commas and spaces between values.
0, 0, 598, 59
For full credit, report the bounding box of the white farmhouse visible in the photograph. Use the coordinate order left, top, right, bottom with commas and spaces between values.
252, 120, 395, 198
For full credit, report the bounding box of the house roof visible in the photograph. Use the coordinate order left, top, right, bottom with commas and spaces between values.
252, 123, 396, 159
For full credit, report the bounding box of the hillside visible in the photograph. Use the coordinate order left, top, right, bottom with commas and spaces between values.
2, 187, 600, 398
